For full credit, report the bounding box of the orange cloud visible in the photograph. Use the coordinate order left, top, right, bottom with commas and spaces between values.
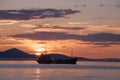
0, 20, 18, 25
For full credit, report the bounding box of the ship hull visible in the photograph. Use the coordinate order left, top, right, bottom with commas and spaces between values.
36, 54, 78, 64
37, 58, 77, 64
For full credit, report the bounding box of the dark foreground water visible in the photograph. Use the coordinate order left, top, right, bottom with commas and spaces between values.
0, 61, 120, 80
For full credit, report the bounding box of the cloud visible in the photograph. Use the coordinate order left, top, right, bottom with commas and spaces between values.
0, 37, 22, 45
34, 25, 84, 31
91, 17, 110, 20
68, 22, 91, 25
0, 9, 80, 20
0, 20, 18, 25
91, 42, 120, 47
79, 33, 120, 42
37, 41, 47, 44
12, 32, 120, 43
116, 5, 120, 8
21, 24, 37, 28
12, 32, 73, 40
78, 42, 120, 47
78, 25, 120, 35
0, 28, 3, 31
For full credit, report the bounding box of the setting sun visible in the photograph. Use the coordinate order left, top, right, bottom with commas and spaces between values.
35, 48, 46, 55
35, 52, 42, 56
35, 48, 45, 52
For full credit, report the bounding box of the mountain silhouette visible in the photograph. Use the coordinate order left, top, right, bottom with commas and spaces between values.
77, 57, 120, 62
0, 48, 37, 60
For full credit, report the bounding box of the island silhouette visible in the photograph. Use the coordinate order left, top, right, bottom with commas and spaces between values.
0, 48, 37, 60
0, 48, 120, 62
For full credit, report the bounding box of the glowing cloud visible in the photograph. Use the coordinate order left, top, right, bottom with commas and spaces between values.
21, 24, 37, 28
0, 20, 18, 25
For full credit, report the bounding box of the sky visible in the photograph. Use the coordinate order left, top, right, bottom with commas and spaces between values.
0, 0, 120, 58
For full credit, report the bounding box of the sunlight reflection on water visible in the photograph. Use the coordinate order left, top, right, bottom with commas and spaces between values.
0, 61, 120, 80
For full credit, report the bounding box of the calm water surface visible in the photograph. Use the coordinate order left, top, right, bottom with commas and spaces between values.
0, 61, 120, 80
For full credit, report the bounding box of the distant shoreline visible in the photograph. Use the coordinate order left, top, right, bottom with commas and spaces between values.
78, 60, 120, 62
77, 58, 120, 62
0, 58, 120, 62
0, 58, 37, 61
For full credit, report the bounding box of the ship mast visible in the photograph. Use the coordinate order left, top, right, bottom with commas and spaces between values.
71, 49, 73, 57
44, 49, 47, 55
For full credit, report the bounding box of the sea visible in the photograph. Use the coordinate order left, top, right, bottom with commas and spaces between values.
0, 61, 120, 80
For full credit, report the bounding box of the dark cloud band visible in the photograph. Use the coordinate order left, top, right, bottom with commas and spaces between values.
0, 9, 80, 20
12, 32, 120, 43
34, 25, 84, 30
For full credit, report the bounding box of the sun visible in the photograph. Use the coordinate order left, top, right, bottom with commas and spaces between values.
35, 48, 45, 55
35, 52, 42, 56
35, 48, 45, 52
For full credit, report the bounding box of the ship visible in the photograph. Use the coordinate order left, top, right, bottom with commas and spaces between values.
36, 53, 78, 64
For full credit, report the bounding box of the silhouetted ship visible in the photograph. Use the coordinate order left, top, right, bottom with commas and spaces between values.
36, 54, 78, 64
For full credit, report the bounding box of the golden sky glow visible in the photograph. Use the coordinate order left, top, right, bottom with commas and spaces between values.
0, 0, 120, 58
